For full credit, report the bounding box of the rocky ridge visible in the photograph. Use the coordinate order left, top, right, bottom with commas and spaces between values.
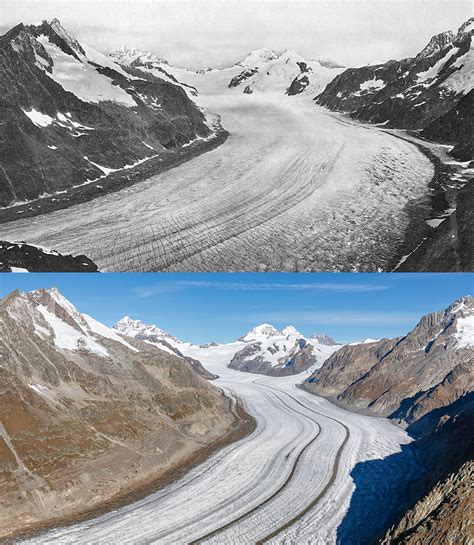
0, 241, 98, 272
302, 295, 474, 423
316, 18, 474, 160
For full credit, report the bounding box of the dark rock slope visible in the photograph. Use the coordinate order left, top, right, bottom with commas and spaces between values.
0, 241, 98, 272
0, 19, 211, 207
0, 288, 240, 540
316, 18, 474, 160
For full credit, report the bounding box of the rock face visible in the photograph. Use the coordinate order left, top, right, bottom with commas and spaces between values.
228, 49, 345, 96
421, 89, 473, 161
0, 288, 239, 540
303, 296, 474, 423
316, 18, 474, 160
380, 460, 473, 545
395, 177, 474, 272
0, 241, 98, 272
229, 324, 342, 376
0, 19, 212, 207
379, 395, 474, 545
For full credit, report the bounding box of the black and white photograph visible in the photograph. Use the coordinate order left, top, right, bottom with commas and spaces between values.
0, 0, 472, 272
0, 2, 473, 545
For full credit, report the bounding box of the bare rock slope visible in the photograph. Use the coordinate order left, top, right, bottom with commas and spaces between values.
303, 296, 474, 424
0, 288, 241, 540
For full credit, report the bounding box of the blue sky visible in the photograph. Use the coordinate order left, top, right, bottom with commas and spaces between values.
0, 273, 472, 344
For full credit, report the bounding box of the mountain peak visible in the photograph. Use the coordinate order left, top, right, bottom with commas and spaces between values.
113, 316, 172, 339
110, 45, 169, 67
310, 332, 337, 346
239, 323, 279, 342
238, 48, 281, 67
457, 17, 474, 36
35, 18, 86, 58
416, 30, 455, 59
281, 325, 303, 337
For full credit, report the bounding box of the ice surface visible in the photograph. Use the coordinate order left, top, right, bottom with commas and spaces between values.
3, 70, 434, 272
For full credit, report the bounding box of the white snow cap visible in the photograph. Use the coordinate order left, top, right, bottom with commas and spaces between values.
239, 323, 280, 342
113, 316, 171, 338
238, 48, 281, 67
281, 325, 303, 337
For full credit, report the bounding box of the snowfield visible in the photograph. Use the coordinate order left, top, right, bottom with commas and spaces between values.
21, 346, 422, 545
0, 70, 434, 272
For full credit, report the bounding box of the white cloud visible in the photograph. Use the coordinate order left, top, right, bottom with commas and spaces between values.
134, 280, 391, 298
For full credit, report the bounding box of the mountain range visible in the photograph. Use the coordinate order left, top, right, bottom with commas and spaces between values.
114, 318, 342, 377
227, 48, 345, 96
0, 287, 472, 542
1, 16, 471, 214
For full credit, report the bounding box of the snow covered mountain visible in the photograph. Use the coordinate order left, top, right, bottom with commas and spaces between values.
0, 19, 213, 207
229, 324, 343, 376
0, 287, 240, 540
109, 45, 200, 96
228, 49, 345, 96
316, 18, 474, 160
113, 317, 342, 377
303, 295, 474, 423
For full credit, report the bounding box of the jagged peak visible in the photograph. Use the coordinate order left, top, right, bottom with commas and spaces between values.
28, 18, 85, 59
310, 332, 338, 346
447, 295, 473, 315
457, 17, 474, 34
113, 316, 172, 338
416, 29, 455, 59
110, 45, 169, 66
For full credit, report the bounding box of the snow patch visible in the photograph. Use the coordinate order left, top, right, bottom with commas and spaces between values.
456, 315, 474, 348
22, 109, 54, 127
37, 304, 109, 357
